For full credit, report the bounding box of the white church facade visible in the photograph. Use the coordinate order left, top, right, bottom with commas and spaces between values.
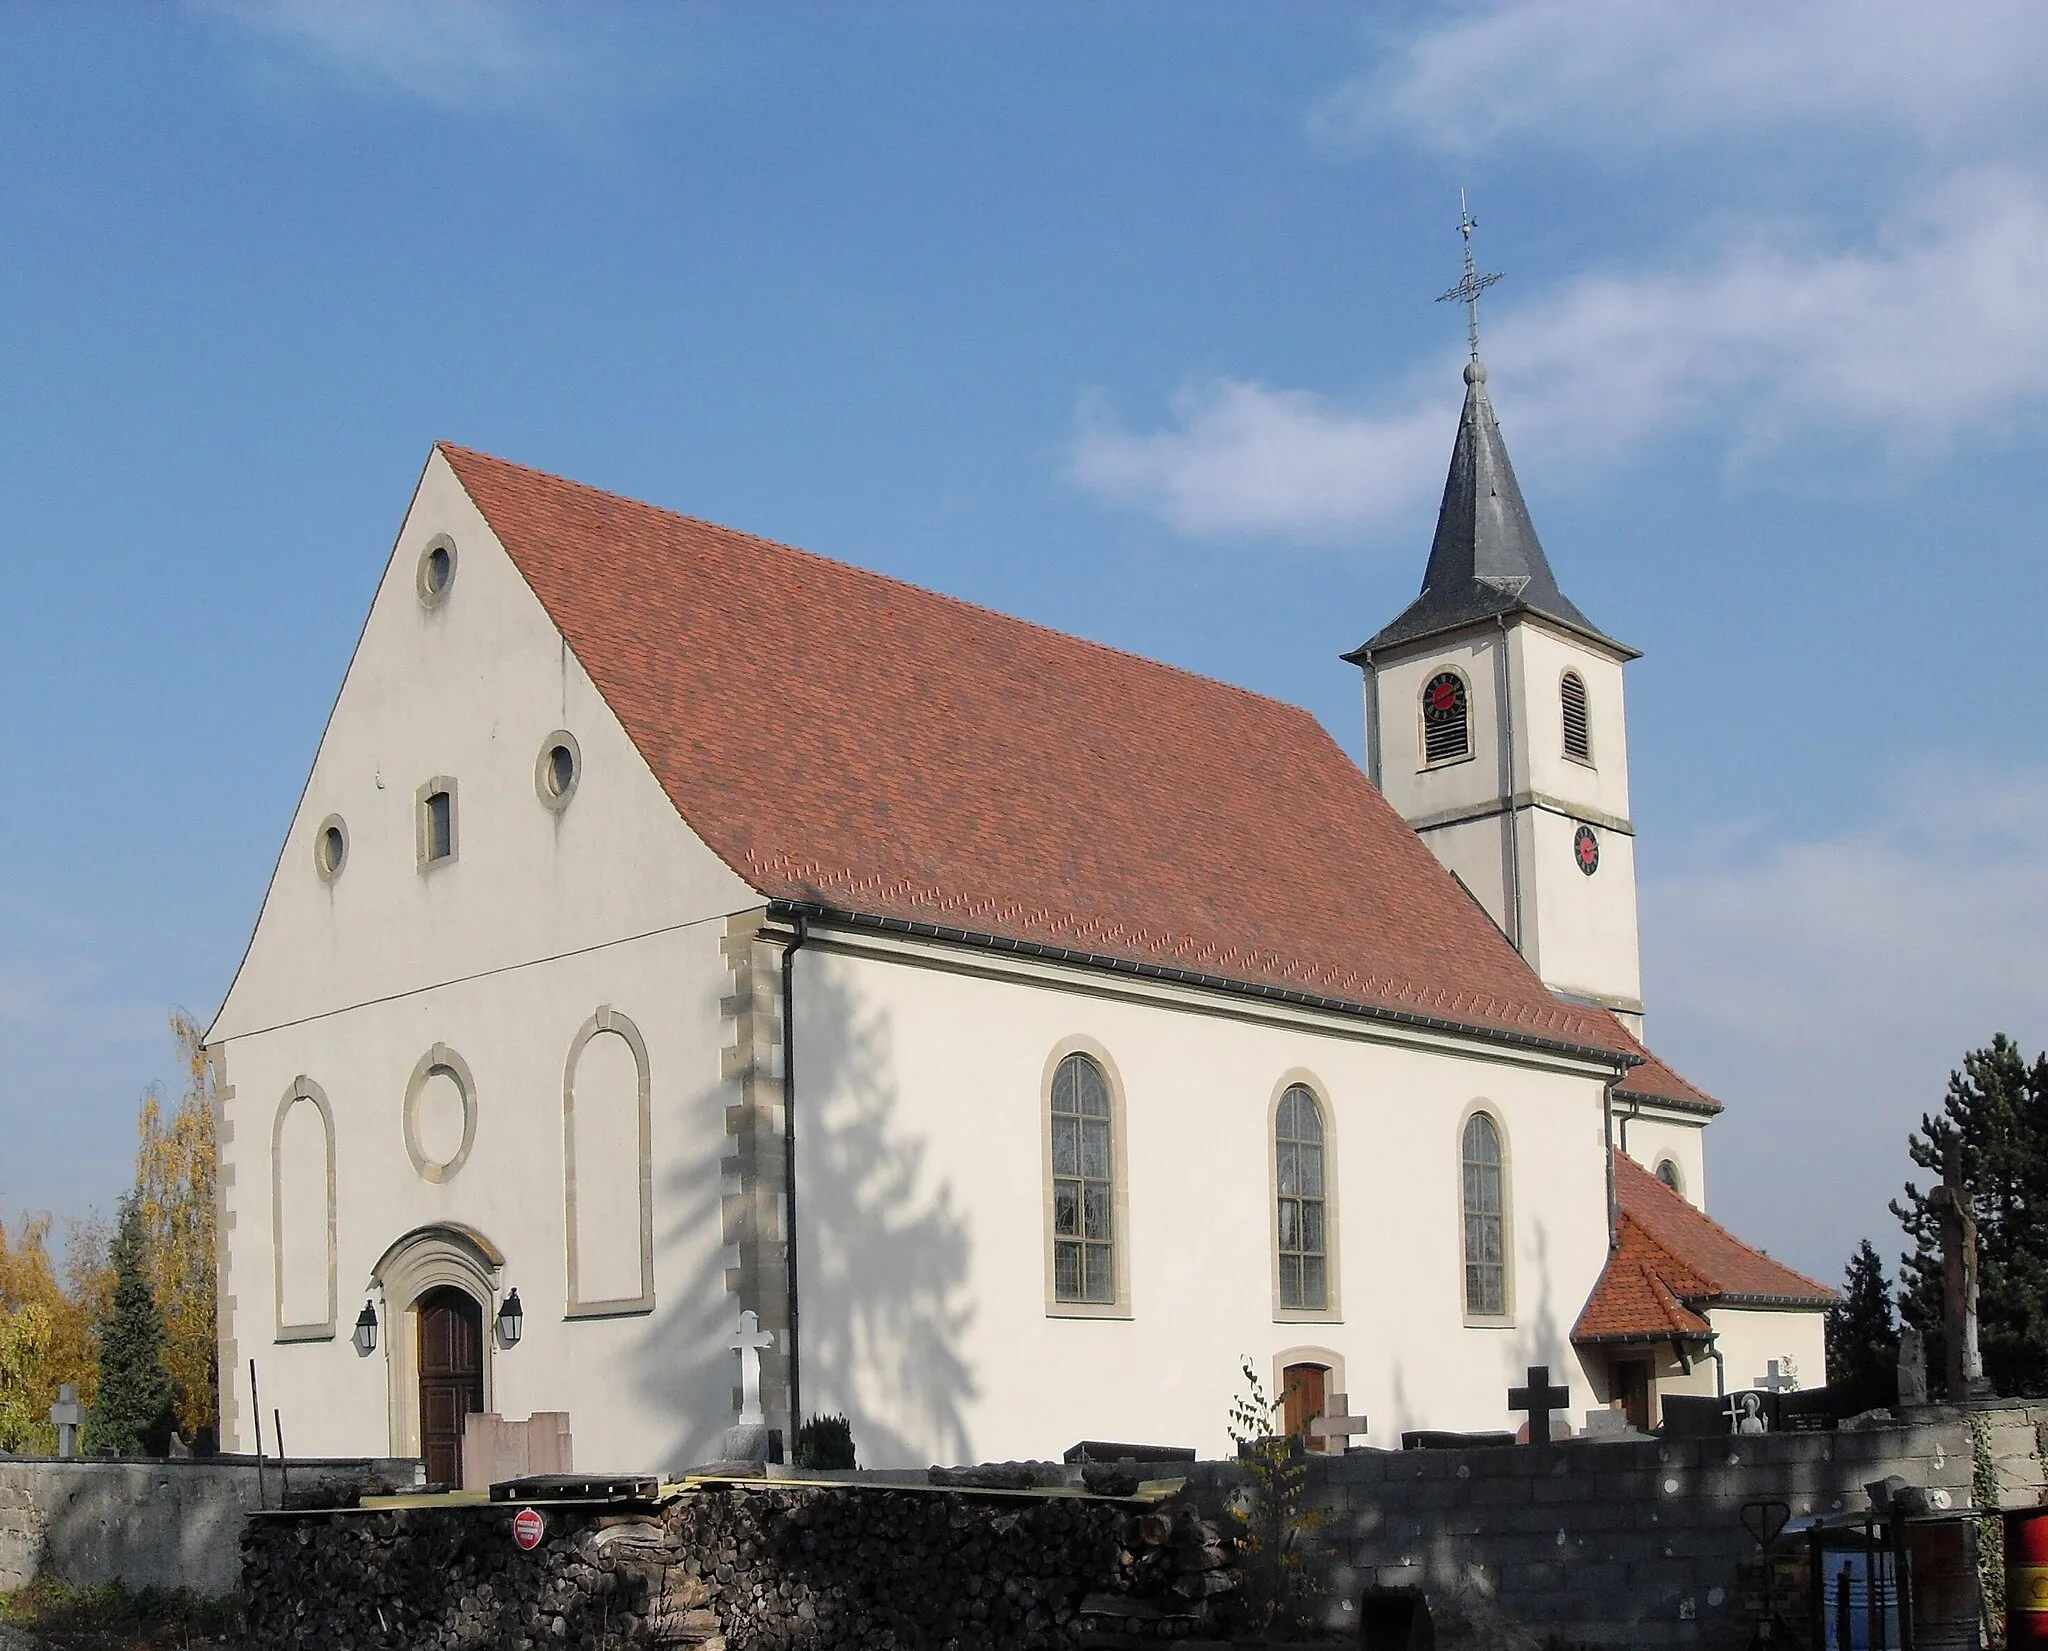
208, 360, 1830, 1481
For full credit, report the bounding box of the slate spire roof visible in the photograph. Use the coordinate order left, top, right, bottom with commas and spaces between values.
1346, 361, 1636, 661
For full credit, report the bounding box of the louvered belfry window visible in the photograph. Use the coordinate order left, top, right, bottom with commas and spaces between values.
1421, 671, 1470, 765
1050, 1053, 1115, 1303
1561, 671, 1592, 762
1461, 1111, 1507, 1317
1276, 1085, 1328, 1310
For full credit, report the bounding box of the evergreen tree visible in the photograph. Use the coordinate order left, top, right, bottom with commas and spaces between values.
1824, 1239, 1898, 1414
1890, 1036, 2048, 1397
85, 1195, 174, 1456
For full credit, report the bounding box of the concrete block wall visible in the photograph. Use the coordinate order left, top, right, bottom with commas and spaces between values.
0, 1456, 420, 1598
1191, 1420, 1981, 1648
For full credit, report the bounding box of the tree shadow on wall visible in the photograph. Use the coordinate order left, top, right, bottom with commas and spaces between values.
786, 960, 976, 1467
631, 950, 976, 1471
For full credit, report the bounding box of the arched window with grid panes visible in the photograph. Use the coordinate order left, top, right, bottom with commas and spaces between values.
1421, 670, 1470, 765
1049, 1053, 1116, 1304
1561, 670, 1592, 762
1461, 1110, 1508, 1317
1275, 1085, 1328, 1310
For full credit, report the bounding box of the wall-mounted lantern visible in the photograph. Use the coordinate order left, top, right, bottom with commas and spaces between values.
496, 1289, 524, 1348
353, 1300, 379, 1357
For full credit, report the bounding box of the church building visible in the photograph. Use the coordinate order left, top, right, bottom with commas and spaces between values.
207, 352, 1830, 1480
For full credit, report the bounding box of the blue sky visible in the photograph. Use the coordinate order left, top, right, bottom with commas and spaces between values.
3, 2, 2044, 1284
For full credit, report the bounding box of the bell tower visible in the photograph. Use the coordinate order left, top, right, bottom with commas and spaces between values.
1345, 206, 1645, 1036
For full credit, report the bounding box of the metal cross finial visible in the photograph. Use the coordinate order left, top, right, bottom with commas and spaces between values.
1436, 189, 1503, 362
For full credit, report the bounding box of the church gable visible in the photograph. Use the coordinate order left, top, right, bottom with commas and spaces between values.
439, 444, 1666, 1072
209, 448, 755, 1044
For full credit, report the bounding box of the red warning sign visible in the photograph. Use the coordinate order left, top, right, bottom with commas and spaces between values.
512, 1507, 546, 1551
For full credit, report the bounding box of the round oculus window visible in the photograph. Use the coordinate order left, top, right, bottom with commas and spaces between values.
416, 537, 457, 607
535, 730, 581, 810
1573, 824, 1600, 876
314, 815, 348, 881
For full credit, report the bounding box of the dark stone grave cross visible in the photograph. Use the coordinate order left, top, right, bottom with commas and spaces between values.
1508, 1365, 1570, 1444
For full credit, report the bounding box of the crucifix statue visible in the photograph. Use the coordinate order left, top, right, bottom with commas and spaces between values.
1929, 1147, 1991, 1399
1508, 1365, 1570, 1444
1750, 1359, 1797, 1394
728, 1309, 775, 1428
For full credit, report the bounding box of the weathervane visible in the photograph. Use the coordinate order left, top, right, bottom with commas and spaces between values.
1436, 190, 1503, 362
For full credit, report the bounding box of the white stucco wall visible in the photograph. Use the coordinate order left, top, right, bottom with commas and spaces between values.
788, 936, 1620, 1467
212, 449, 759, 1470
1620, 1114, 1709, 1211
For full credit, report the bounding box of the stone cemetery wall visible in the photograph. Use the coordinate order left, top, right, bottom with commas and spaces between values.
0, 1455, 420, 1598
1208, 1416, 1989, 1648
238, 1482, 1236, 1650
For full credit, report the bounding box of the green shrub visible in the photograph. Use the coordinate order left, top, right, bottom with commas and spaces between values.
794, 1412, 856, 1469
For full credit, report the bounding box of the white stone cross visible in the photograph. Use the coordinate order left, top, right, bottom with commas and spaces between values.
1751, 1359, 1797, 1393
49, 1384, 83, 1460
727, 1310, 775, 1427
1308, 1391, 1369, 1451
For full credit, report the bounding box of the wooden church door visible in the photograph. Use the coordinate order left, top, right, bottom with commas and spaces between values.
1282, 1363, 1327, 1441
417, 1286, 485, 1488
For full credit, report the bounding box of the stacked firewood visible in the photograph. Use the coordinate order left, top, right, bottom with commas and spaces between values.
238, 1482, 1242, 1650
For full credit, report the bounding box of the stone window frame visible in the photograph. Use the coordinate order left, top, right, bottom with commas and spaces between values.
1269, 1070, 1341, 1324
1417, 665, 1476, 771
416, 778, 459, 871
562, 1006, 656, 1318
271, 1075, 338, 1343
1040, 1037, 1133, 1320
368, 1223, 505, 1462
416, 533, 458, 609
1458, 1102, 1515, 1327
535, 729, 582, 813
313, 814, 349, 884
403, 1044, 478, 1185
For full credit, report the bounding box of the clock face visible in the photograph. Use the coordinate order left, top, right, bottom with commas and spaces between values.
1574, 825, 1600, 876
1423, 672, 1466, 724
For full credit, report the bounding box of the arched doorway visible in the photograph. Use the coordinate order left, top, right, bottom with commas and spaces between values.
416, 1286, 485, 1488
366, 1223, 504, 1478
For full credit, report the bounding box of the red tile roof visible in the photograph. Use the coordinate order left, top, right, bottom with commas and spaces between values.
439, 443, 1709, 1081
1573, 1154, 1834, 1343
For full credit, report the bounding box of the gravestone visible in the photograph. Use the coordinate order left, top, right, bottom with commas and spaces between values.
48, 1385, 82, 1460
1580, 1408, 1648, 1441
1308, 1392, 1370, 1452
1899, 1323, 1930, 1407
717, 1311, 782, 1464
1751, 1360, 1797, 1394
1508, 1366, 1570, 1444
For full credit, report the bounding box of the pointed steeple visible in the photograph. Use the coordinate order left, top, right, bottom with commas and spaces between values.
1345, 359, 1635, 661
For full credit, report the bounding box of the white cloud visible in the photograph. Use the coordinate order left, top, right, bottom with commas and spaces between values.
1316, 0, 2048, 155
1641, 766, 2048, 1278
1072, 170, 2048, 543
199, 0, 666, 120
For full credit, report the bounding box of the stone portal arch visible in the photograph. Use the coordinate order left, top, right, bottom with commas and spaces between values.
367, 1223, 505, 1463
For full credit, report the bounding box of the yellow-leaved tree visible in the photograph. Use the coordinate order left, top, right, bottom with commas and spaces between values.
0, 1214, 109, 1453
134, 1010, 219, 1441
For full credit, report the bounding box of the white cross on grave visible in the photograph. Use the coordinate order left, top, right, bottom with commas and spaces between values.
1751, 1359, 1798, 1394
49, 1384, 83, 1460
728, 1310, 775, 1427
1308, 1392, 1369, 1452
